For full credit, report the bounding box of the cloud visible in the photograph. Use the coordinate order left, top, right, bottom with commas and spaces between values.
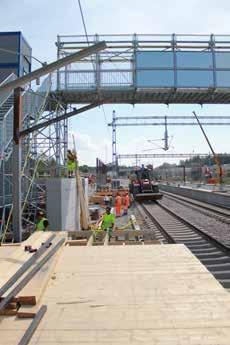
68, 130, 110, 165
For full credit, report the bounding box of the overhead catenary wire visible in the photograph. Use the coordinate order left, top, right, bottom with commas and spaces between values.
0, 47, 46, 66
76, 0, 95, 71
76, 0, 110, 142
77, 0, 90, 47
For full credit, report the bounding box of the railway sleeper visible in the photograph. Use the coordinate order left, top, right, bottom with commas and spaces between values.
186, 243, 214, 250
212, 272, 230, 280
181, 240, 210, 245
170, 238, 202, 243
206, 263, 230, 271
199, 256, 230, 265
173, 236, 203, 241
165, 231, 197, 236
195, 252, 227, 259
218, 278, 230, 287
190, 247, 221, 254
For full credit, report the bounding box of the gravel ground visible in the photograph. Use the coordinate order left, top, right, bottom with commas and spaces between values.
159, 197, 230, 247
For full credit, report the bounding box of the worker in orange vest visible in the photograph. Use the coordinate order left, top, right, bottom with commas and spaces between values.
115, 192, 122, 217
123, 192, 130, 215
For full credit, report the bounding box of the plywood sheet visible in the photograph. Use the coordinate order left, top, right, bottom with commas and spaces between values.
0, 232, 54, 288
26, 244, 230, 344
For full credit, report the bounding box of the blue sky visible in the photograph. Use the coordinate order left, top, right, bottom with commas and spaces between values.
1, 0, 230, 166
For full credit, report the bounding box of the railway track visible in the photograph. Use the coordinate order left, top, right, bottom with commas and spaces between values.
162, 190, 230, 224
139, 201, 230, 289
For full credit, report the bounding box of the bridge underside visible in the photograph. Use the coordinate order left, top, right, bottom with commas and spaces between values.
50, 88, 230, 105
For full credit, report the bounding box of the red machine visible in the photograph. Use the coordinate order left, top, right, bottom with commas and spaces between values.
129, 168, 162, 201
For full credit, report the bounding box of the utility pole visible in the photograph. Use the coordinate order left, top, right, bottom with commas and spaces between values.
179, 165, 186, 184
112, 110, 117, 178
193, 111, 223, 185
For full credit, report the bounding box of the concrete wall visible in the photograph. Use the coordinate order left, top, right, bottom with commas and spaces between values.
46, 178, 80, 231
159, 184, 230, 208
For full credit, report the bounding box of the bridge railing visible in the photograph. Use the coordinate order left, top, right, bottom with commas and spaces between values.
53, 34, 230, 93
51, 69, 133, 90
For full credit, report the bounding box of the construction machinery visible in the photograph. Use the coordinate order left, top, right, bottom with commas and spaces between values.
129, 167, 163, 201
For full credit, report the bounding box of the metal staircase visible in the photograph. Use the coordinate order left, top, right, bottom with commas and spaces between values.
0, 73, 53, 241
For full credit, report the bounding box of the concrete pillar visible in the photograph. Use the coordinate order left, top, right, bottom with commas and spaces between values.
46, 178, 80, 231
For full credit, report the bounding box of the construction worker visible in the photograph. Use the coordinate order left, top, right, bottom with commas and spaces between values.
123, 192, 130, 215
115, 192, 122, 217
101, 206, 115, 241
36, 212, 49, 231
104, 195, 110, 206
67, 149, 76, 178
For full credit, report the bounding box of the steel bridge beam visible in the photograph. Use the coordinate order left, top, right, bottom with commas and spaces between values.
109, 122, 230, 126
117, 153, 211, 159
108, 116, 230, 126
20, 102, 103, 137
113, 116, 230, 120
0, 41, 107, 93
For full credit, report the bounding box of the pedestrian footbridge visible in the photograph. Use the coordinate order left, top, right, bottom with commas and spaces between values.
51, 34, 230, 104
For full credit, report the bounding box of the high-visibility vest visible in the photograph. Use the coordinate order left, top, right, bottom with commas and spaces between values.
115, 196, 121, 206
124, 195, 130, 208
101, 213, 115, 230
36, 217, 48, 231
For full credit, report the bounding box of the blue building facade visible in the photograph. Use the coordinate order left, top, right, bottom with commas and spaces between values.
0, 31, 32, 82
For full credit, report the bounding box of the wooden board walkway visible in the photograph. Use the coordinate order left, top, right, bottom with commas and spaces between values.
20, 244, 230, 344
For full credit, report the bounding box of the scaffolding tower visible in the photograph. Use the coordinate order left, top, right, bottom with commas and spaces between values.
0, 73, 68, 241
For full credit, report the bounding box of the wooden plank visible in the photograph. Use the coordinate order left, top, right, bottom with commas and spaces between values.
17, 296, 36, 306
3, 302, 17, 310
0, 238, 65, 311
0, 234, 56, 298
67, 230, 92, 239
0, 309, 17, 316
73, 136, 90, 230
17, 305, 47, 345
17, 243, 63, 312
17, 305, 39, 319
18, 245, 230, 345
0, 296, 36, 305
65, 239, 87, 246
103, 232, 109, 246
0, 232, 55, 289
3, 245, 230, 344
86, 234, 94, 246
0, 243, 21, 247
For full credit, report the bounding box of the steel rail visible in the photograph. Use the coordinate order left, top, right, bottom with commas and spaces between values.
0, 237, 65, 311
139, 203, 175, 244
18, 305, 47, 345
162, 191, 230, 219
156, 201, 230, 253
0, 234, 56, 298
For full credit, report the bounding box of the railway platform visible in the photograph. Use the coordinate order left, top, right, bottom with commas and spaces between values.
160, 183, 230, 208
1, 235, 230, 344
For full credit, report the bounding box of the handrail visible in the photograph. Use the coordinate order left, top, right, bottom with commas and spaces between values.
0, 73, 16, 87
0, 73, 17, 107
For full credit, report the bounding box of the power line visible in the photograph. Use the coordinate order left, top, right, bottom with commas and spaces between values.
76, 0, 110, 140
0, 47, 46, 66
102, 104, 111, 137
76, 0, 95, 71
77, 0, 90, 46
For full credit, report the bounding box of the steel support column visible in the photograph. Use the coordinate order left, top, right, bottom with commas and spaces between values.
112, 110, 117, 177
12, 87, 22, 242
